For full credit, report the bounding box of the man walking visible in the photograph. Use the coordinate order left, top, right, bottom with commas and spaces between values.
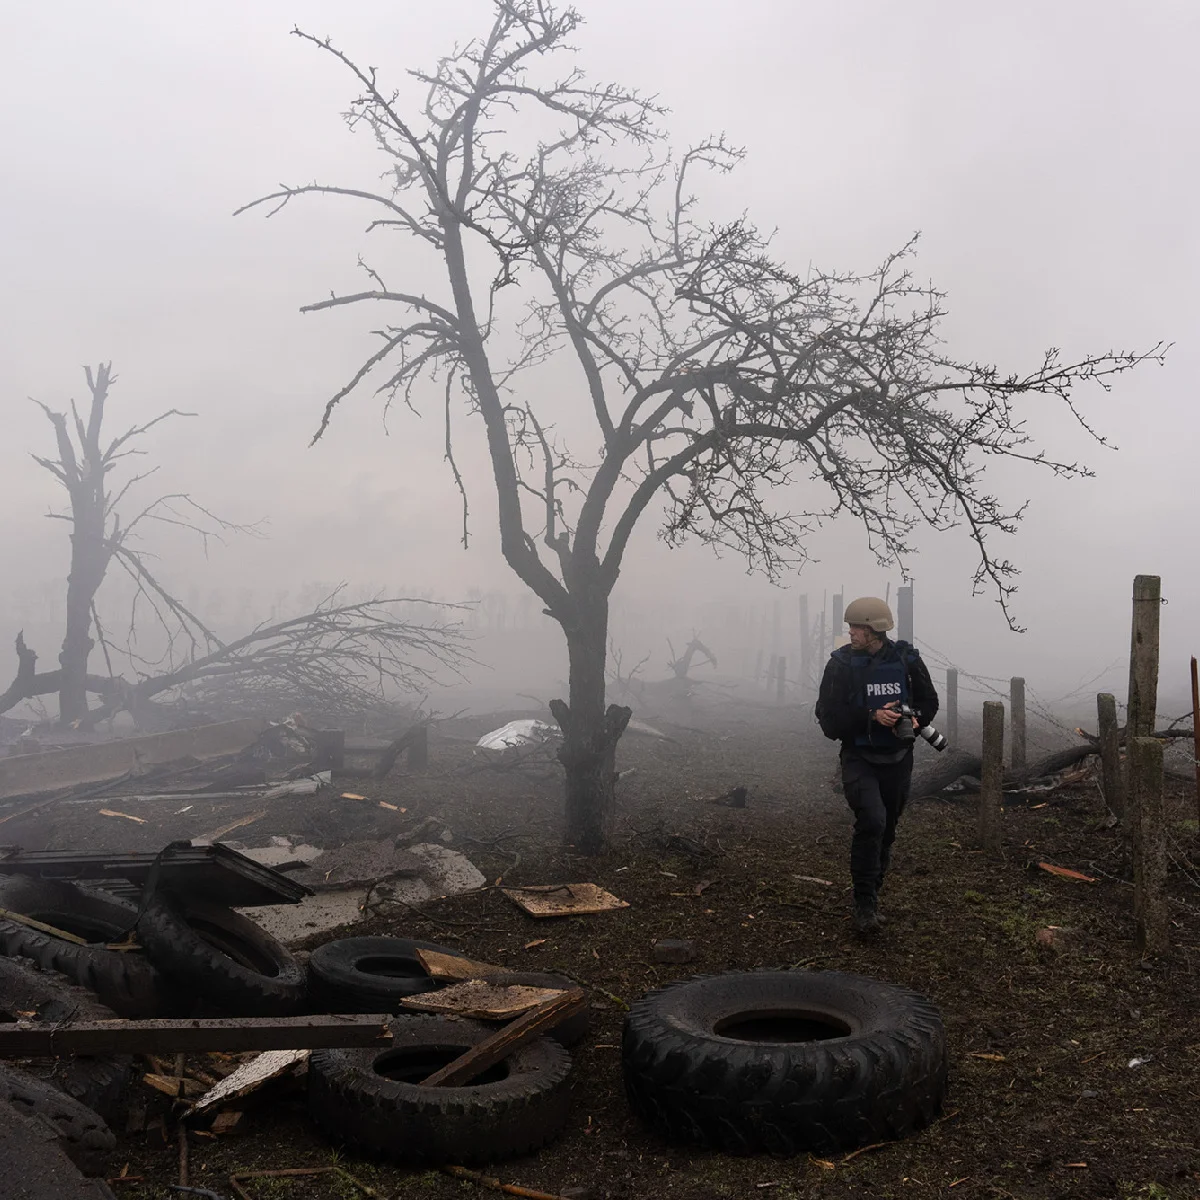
816, 596, 939, 935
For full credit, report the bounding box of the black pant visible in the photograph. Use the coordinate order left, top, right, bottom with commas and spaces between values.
841, 750, 914, 900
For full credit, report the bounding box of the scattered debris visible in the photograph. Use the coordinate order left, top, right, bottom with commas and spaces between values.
792, 875, 835, 887
98, 809, 146, 824
693, 880, 714, 896
228, 1166, 378, 1199
401, 981, 563, 1020
1128, 1055, 1153, 1069
420, 990, 587, 1087
142, 1072, 206, 1099
501, 884, 629, 918
625, 719, 672, 741
709, 785, 747, 808
262, 771, 330, 800
476, 720, 559, 750
0, 1014, 392, 1056
652, 939, 697, 964
1037, 862, 1097, 883
192, 1049, 310, 1113
415, 948, 507, 981
0, 717, 269, 800
442, 1163, 574, 1200
196, 811, 268, 843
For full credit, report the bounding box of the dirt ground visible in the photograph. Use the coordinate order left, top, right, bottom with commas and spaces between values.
4, 702, 1200, 1200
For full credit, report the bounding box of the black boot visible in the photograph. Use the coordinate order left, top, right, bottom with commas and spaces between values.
852, 892, 881, 936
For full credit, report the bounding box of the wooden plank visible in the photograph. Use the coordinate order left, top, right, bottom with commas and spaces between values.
500, 883, 628, 917
414, 948, 507, 981
420, 989, 586, 1088
0, 1014, 391, 1057
400, 981, 563, 1020
1126, 574, 1161, 740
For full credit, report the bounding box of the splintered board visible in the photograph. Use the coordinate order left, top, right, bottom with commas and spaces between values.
500, 883, 629, 917
400, 980, 563, 1020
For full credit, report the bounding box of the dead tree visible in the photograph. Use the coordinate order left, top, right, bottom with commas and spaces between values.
666, 635, 717, 681
239, 2, 1163, 851
3, 366, 466, 727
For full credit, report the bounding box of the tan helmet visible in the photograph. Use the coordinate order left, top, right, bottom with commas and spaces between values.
843, 596, 894, 633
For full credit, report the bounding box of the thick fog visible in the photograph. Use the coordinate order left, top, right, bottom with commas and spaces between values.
2, 1, 1196, 719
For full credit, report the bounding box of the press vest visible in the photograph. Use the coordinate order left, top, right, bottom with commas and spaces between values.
831, 642, 913, 753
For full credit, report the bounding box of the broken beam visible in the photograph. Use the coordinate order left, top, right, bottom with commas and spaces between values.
0, 1014, 392, 1057
420, 989, 586, 1088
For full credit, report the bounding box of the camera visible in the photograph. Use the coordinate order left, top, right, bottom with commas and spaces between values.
894, 704, 948, 752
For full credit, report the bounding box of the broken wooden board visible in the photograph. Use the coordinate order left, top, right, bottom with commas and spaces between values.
0, 717, 269, 800
0, 1014, 391, 1057
501, 883, 629, 917
192, 1049, 310, 1113
142, 1072, 207, 1098
1037, 861, 1097, 883
414, 948, 507, 981
400, 981, 563, 1020
420, 989, 587, 1088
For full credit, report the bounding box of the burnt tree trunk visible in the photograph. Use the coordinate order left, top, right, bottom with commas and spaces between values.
550, 603, 631, 855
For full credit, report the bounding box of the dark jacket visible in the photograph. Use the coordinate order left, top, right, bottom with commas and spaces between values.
815, 637, 939, 750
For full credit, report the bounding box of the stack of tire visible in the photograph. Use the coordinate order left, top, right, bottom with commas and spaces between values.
0, 873, 588, 1166
303, 935, 586, 1163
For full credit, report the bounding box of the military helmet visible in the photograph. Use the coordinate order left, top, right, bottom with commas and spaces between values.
843, 596, 894, 633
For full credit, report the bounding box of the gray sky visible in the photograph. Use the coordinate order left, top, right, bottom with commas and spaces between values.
1, 1, 1196, 707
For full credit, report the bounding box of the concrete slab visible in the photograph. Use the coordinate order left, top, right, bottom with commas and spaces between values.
241, 842, 485, 946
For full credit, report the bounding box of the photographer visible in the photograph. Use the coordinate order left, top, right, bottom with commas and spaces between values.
815, 597, 939, 935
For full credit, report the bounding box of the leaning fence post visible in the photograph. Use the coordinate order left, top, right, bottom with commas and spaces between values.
1129, 736, 1168, 956
977, 701, 1005, 856
1009, 677, 1026, 772
945, 669, 959, 744
1096, 692, 1125, 822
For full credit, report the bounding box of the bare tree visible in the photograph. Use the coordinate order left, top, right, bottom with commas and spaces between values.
3, 365, 466, 727
239, 2, 1163, 851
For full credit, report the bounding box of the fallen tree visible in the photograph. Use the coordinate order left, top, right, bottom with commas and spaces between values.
3, 364, 466, 728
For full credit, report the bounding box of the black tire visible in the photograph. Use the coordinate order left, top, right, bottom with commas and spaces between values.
481, 972, 590, 1048
306, 937, 460, 1012
0, 956, 133, 1123
308, 1014, 572, 1163
0, 874, 172, 1018
0, 1062, 115, 1175
622, 970, 947, 1155
136, 892, 305, 1016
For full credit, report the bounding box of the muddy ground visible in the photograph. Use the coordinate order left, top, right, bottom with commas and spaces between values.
4, 703, 1200, 1200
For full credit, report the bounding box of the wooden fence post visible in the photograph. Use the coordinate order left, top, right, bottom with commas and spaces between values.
776, 656, 787, 703
977, 701, 1005, 856
945, 669, 959, 744
897, 584, 914, 645
831, 594, 844, 643
1126, 575, 1161, 740
1129, 736, 1168, 956
1097, 692, 1125, 821
1009, 677, 1026, 771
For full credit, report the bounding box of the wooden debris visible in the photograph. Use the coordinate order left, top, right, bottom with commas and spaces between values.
523, 939, 547, 950
442, 1164, 573, 1200
415, 948, 507, 981
196, 810, 268, 842
968, 1051, 1006, 1062
0, 906, 90, 945
400, 981, 563, 1020
0, 1013, 392, 1057
99, 809, 146, 824
192, 1048, 310, 1113
501, 883, 629, 917
210, 1110, 242, 1134
142, 1072, 206, 1098
420, 989, 587, 1088
340, 792, 368, 801
1037, 862, 1097, 883
228, 1166, 379, 1199
792, 875, 834, 887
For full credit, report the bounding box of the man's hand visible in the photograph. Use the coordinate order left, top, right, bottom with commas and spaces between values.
873, 702, 920, 730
